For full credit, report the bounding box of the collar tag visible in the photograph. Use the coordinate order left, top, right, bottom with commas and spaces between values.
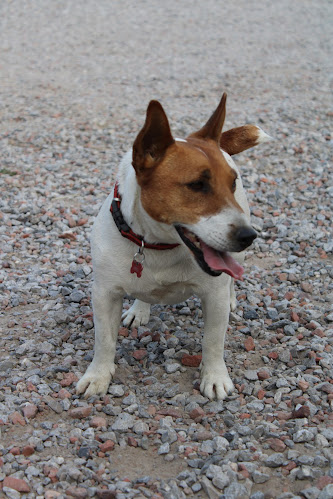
130, 243, 145, 278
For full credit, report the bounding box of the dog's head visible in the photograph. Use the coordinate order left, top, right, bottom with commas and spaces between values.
132, 93, 271, 278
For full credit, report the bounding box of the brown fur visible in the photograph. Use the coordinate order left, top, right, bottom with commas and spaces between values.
133, 94, 242, 225
220, 124, 261, 156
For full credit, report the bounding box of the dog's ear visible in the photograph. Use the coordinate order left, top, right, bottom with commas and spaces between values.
189, 92, 227, 142
220, 125, 273, 155
132, 100, 174, 173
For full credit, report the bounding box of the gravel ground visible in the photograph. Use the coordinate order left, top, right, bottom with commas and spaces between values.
0, 1, 332, 498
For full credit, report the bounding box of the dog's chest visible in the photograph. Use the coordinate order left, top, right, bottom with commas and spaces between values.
123, 264, 198, 305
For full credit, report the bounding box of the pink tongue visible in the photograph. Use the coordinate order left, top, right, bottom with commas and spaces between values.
201, 242, 244, 280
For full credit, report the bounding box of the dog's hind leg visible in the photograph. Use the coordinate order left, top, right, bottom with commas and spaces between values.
122, 299, 150, 328
76, 284, 122, 398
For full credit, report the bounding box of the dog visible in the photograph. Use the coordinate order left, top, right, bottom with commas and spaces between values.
76, 92, 271, 400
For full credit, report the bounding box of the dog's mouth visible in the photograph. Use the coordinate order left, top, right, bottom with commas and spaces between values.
175, 226, 244, 279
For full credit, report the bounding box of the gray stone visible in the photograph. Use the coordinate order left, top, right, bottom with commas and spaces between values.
108, 385, 125, 397
158, 442, 170, 454
165, 362, 180, 374
244, 370, 258, 381
265, 453, 285, 468
200, 440, 214, 454
122, 393, 136, 405
223, 482, 249, 498
252, 470, 270, 483
69, 289, 85, 302
212, 471, 230, 490
301, 487, 320, 499
133, 421, 149, 435
251, 493, 265, 499
3, 488, 21, 499
0, 360, 14, 371
45, 397, 63, 414
111, 413, 134, 432
201, 476, 221, 499
293, 429, 316, 443
318, 485, 333, 499
320, 428, 333, 441
213, 436, 229, 452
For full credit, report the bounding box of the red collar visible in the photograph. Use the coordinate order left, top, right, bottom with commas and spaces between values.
110, 182, 180, 251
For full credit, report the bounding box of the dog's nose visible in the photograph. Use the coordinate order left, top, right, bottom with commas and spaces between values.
235, 227, 257, 249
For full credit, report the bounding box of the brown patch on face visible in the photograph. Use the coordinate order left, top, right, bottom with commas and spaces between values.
138, 138, 242, 225
220, 125, 261, 156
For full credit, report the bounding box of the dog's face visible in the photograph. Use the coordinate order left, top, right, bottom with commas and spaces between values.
132, 93, 268, 277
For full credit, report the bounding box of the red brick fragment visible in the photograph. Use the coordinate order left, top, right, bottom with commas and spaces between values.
268, 438, 286, 452
99, 440, 115, 453
60, 372, 78, 387
23, 403, 38, 419
66, 486, 88, 498
3, 477, 30, 492
157, 408, 182, 418
257, 369, 270, 380
22, 445, 35, 457
10, 447, 20, 455
189, 407, 205, 421
181, 354, 202, 367
132, 349, 147, 360
244, 337, 255, 351
128, 436, 138, 447
257, 389, 266, 400
69, 406, 92, 419
291, 405, 310, 419
58, 388, 71, 399
316, 476, 333, 490
9, 411, 26, 426
90, 416, 107, 428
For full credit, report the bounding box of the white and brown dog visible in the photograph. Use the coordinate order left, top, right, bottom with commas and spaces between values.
77, 92, 271, 400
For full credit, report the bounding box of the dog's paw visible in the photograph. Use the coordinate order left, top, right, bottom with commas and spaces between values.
76, 365, 114, 398
200, 366, 234, 400
122, 300, 150, 328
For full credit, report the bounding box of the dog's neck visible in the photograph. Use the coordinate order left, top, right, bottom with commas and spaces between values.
116, 151, 181, 246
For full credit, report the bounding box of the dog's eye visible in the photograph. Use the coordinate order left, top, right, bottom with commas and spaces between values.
187, 180, 211, 193
231, 177, 237, 192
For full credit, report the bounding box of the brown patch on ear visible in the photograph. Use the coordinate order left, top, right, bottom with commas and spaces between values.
189, 92, 227, 143
132, 100, 174, 175
220, 125, 265, 155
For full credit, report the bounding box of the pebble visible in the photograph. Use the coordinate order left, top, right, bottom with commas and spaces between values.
0, 2, 331, 498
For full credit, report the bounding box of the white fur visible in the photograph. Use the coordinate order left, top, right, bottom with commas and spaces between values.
256, 126, 274, 144
76, 145, 253, 401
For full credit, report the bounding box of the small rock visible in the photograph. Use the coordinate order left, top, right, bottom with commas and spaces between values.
252, 470, 270, 483
244, 336, 255, 351
22, 403, 38, 419
108, 385, 125, 397
265, 453, 285, 468
69, 406, 92, 419
244, 370, 258, 381
3, 477, 30, 492
90, 416, 107, 428
9, 411, 26, 426
181, 354, 202, 367
111, 412, 134, 431
268, 438, 287, 452
158, 442, 170, 455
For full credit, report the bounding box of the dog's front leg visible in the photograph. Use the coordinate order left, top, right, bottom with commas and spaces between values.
76, 283, 122, 398
199, 285, 235, 400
